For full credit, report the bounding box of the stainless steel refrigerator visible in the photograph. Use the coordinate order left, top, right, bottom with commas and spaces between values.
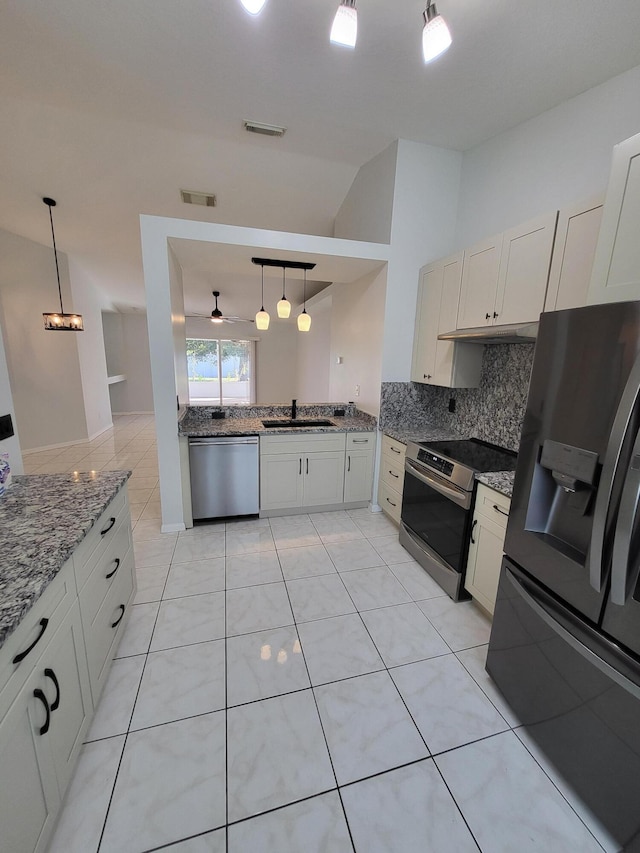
487, 301, 640, 852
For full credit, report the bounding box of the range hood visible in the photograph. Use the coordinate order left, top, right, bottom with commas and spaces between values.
438, 321, 538, 344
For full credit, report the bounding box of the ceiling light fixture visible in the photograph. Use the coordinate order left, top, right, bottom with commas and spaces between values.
330, 0, 358, 48
42, 198, 83, 332
277, 268, 291, 319
255, 265, 270, 330
297, 268, 311, 332
210, 290, 225, 324
422, 0, 452, 63
240, 0, 268, 15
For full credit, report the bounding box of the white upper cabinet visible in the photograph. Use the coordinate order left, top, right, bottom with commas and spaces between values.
411, 253, 482, 388
544, 197, 603, 312
588, 132, 640, 305
457, 212, 558, 328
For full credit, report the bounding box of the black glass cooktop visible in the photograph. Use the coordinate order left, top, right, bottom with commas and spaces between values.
418, 438, 517, 473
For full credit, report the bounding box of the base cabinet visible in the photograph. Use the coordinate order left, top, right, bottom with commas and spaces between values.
377, 435, 406, 525
464, 484, 511, 615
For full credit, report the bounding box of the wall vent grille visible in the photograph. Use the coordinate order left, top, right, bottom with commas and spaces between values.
243, 120, 286, 137
180, 190, 217, 207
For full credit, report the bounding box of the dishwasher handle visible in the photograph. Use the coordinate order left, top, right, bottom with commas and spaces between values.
188, 437, 258, 446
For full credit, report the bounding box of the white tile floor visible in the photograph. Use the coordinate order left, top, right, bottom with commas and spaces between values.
25, 415, 614, 852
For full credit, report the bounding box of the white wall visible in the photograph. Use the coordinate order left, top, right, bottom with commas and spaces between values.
456, 65, 640, 248
103, 312, 155, 414
328, 268, 387, 416
333, 142, 398, 244
169, 246, 189, 408
0, 319, 23, 475
0, 228, 88, 450
296, 298, 331, 402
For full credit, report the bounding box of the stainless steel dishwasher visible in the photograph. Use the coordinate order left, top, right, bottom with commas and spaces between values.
188, 436, 259, 519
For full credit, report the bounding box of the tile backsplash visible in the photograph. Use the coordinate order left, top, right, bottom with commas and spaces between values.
380, 344, 534, 453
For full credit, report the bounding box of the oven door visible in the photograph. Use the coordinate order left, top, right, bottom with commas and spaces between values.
401, 458, 473, 573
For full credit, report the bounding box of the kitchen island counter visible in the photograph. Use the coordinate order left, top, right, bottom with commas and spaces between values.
475, 470, 515, 498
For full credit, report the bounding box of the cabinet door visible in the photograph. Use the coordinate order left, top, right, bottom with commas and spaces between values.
260, 453, 303, 511
0, 673, 60, 853
464, 514, 507, 615
344, 451, 374, 503
545, 198, 603, 312
458, 236, 502, 328
303, 452, 345, 507
494, 211, 558, 325
410, 264, 442, 383
588, 132, 640, 305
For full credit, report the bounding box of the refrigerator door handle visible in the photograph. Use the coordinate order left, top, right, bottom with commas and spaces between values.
611, 431, 640, 605
505, 566, 640, 700
589, 349, 640, 592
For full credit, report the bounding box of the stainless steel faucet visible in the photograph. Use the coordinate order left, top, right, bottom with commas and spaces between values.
291, 399, 297, 420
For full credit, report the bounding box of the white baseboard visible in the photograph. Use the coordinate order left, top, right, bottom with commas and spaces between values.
88, 423, 113, 442
23, 436, 91, 454
161, 522, 186, 533
111, 411, 155, 416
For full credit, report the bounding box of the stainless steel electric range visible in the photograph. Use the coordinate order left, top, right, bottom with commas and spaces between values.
399, 438, 517, 600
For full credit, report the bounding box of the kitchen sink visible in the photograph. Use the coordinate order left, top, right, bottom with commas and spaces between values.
261, 419, 335, 428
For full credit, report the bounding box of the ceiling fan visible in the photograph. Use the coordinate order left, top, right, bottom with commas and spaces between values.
191, 291, 254, 324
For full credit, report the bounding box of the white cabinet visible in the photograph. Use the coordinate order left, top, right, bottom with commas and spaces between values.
260, 453, 305, 511
377, 434, 406, 525
545, 197, 603, 312
411, 253, 482, 388
457, 212, 558, 328
344, 433, 376, 503
464, 483, 511, 615
588, 132, 640, 305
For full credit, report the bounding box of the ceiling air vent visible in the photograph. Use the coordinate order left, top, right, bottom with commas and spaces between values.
180, 189, 217, 207
243, 120, 286, 138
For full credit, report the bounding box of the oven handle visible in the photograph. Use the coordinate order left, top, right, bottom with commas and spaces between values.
404, 459, 472, 510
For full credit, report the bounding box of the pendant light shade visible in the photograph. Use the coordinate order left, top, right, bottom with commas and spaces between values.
297, 268, 312, 332
240, 0, 267, 15
255, 265, 270, 330
277, 269, 291, 319
330, 0, 357, 48
42, 198, 84, 332
422, 1, 452, 63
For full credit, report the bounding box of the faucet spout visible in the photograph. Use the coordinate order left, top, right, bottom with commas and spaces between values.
291, 399, 297, 420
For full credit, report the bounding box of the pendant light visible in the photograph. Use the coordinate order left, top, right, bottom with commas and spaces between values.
422, 0, 452, 63
42, 198, 83, 332
255, 264, 270, 330
240, 0, 267, 15
210, 290, 224, 324
277, 268, 291, 319
297, 268, 311, 332
330, 0, 357, 48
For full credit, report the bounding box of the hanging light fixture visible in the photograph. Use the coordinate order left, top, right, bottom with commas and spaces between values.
210, 290, 225, 324
330, 0, 357, 48
277, 268, 291, 319
422, 0, 452, 63
255, 264, 270, 330
42, 198, 83, 332
297, 268, 312, 332
240, 0, 268, 15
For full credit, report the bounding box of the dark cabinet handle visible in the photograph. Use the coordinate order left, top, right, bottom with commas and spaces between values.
306, 458, 309, 475
390, 447, 401, 454
299, 458, 302, 475
111, 604, 126, 629
423, 373, 432, 379
493, 312, 499, 319
100, 517, 116, 536
33, 688, 50, 736
470, 519, 478, 544
348, 455, 351, 472
389, 470, 399, 479
44, 668, 60, 712
352, 439, 368, 444
386, 497, 397, 508
105, 558, 121, 580
13, 618, 49, 665
493, 504, 509, 517
485, 312, 491, 320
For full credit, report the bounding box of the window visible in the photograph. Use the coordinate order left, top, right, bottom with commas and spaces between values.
186, 338, 255, 404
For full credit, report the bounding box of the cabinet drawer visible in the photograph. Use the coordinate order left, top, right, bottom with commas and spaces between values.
83, 556, 135, 702
261, 433, 346, 455
473, 483, 511, 528
346, 432, 375, 450
381, 454, 405, 493
378, 480, 402, 525
381, 434, 406, 460
79, 522, 133, 629
72, 488, 129, 589
0, 559, 77, 710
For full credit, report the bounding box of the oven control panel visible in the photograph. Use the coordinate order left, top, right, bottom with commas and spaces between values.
417, 448, 454, 477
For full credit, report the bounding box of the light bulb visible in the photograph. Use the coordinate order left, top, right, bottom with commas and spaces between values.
297, 311, 311, 332
330, 1, 357, 48
240, 0, 267, 15
277, 297, 291, 319
422, 4, 451, 63
211, 317, 224, 324
256, 308, 270, 330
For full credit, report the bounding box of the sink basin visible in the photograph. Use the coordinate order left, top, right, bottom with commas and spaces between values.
261, 419, 335, 428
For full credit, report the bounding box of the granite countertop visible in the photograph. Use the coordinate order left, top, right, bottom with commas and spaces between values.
476, 471, 515, 499
0, 471, 131, 649
381, 425, 465, 445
